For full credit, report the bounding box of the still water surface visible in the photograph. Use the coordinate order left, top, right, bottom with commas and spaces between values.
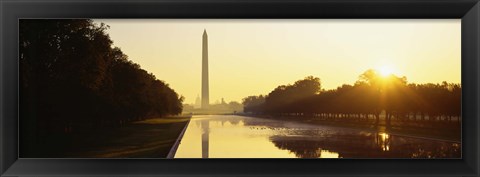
174, 115, 460, 158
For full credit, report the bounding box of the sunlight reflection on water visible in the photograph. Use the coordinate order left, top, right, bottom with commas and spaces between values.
174, 115, 460, 158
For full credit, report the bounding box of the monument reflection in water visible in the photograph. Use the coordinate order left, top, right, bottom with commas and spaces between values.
174, 115, 460, 158
201, 120, 209, 158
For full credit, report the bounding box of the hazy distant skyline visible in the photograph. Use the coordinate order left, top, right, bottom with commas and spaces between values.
94, 19, 460, 104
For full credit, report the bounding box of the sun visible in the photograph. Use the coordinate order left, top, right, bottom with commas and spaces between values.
378, 65, 394, 77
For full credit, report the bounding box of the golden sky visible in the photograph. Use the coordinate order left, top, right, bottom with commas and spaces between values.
94, 19, 460, 104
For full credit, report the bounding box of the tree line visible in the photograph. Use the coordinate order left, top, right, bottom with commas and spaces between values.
242, 70, 461, 125
20, 19, 183, 141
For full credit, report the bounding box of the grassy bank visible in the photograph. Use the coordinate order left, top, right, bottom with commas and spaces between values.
34, 116, 191, 158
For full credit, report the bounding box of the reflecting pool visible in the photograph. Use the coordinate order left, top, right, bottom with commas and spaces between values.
174, 115, 460, 158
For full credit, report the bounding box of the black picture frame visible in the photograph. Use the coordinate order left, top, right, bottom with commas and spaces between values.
1, 0, 479, 176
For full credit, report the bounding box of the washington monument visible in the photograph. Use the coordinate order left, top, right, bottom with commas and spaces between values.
201, 29, 209, 108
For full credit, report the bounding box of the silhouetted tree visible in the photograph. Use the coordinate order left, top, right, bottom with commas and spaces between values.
241, 70, 461, 129
242, 95, 266, 113
20, 19, 184, 156
264, 76, 321, 114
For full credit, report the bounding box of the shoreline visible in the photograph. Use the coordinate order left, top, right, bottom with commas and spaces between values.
237, 113, 461, 143
166, 118, 191, 158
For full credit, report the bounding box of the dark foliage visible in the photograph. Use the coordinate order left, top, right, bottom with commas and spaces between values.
243, 70, 461, 125
20, 20, 183, 155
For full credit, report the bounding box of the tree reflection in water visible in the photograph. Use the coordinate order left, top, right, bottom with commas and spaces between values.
175, 115, 460, 158
270, 132, 460, 158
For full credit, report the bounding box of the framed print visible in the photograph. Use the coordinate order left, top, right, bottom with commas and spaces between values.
1, 0, 479, 176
